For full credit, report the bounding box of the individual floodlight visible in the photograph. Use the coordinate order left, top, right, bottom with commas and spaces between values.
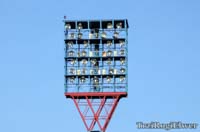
80, 77, 86, 83
101, 32, 107, 39
120, 68, 126, 74
65, 24, 71, 29
67, 41, 73, 48
77, 69, 81, 75
90, 69, 94, 75
81, 59, 88, 65
91, 59, 97, 66
119, 40, 125, 47
83, 41, 88, 48
94, 29, 99, 38
93, 77, 99, 84
68, 51, 74, 57
102, 51, 106, 57
113, 31, 119, 39
120, 49, 125, 56
116, 22, 122, 29
109, 68, 114, 74
89, 31, 93, 39
81, 50, 87, 57
69, 68, 76, 75
70, 59, 76, 65
106, 76, 112, 83
77, 23, 83, 29
107, 50, 112, 56
69, 33, 75, 39
82, 68, 87, 75
69, 77, 75, 83
107, 58, 112, 65
102, 69, 106, 75
78, 32, 83, 39
107, 23, 113, 29
120, 58, 125, 65
106, 41, 112, 47
119, 76, 125, 82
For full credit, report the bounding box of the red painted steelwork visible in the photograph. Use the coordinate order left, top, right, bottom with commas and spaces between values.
67, 92, 126, 132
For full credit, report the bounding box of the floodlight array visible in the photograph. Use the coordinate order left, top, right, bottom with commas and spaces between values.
64, 19, 128, 92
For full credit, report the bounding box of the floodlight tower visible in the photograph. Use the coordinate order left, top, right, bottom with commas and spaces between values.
64, 18, 129, 132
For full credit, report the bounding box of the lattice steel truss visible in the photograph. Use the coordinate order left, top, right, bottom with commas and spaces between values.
64, 19, 129, 132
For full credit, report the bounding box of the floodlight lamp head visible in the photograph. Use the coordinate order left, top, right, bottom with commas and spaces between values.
101, 32, 107, 39
120, 58, 125, 65
106, 76, 112, 83
70, 59, 76, 65
78, 23, 83, 29
107, 23, 113, 29
119, 76, 125, 82
68, 51, 74, 57
65, 24, 71, 29
91, 59, 97, 66
69, 77, 75, 83
94, 77, 99, 83
67, 41, 73, 48
107, 50, 112, 56
82, 68, 87, 74
81, 50, 87, 57
107, 58, 112, 65
116, 22, 122, 29
113, 31, 119, 39
80, 77, 86, 83
109, 68, 114, 74
107, 41, 112, 47
78, 32, 83, 39
120, 49, 125, 56
69, 68, 76, 75
83, 41, 88, 48
81, 59, 88, 65
119, 40, 125, 47
120, 68, 126, 74
70, 33, 75, 39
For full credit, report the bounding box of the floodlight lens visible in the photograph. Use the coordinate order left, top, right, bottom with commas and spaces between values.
119, 40, 125, 47
81, 50, 87, 57
116, 22, 122, 29
67, 41, 73, 48
101, 32, 107, 38
120, 49, 125, 56
113, 31, 119, 38
80, 77, 86, 83
69, 77, 75, 83
106, 76, 112, 83
120, 58, 125, 65
107, 50, 112, 56
65, 24, 71, 29
107, 58, 112, 65
70, 59, 76, 65
83, 41, 88, 48
78, 33, 83, 39
107, 41, 112, 47
107, 23, 113, 29
81, 59, 88, 65
69, 68, 75, 74
78, 23, 83, 29
120, 68, 126, 74
119, 76, 125, 82
68, 51, 74, 57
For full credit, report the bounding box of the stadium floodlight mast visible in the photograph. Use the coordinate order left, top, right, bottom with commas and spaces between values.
64, 18, 129, 132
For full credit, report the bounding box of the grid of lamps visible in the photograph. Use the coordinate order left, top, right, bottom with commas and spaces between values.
64, 20, 128, 92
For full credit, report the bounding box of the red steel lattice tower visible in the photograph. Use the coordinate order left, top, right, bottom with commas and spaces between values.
64, 19, 129, 132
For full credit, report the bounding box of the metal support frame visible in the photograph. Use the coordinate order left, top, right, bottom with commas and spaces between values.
67, 92, 126, 132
